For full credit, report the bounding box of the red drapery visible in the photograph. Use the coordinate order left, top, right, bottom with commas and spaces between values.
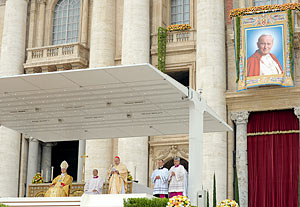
248, 110, 299, 207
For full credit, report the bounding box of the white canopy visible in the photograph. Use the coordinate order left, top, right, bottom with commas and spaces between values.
0, 63, 231, 142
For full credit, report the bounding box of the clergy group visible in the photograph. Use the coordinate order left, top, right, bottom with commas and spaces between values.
151, 157, 188, 198
43, 156, 187, 198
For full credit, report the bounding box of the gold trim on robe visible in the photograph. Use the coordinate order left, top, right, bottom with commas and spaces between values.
44, 173, 73, 197
108, 163, 128, 194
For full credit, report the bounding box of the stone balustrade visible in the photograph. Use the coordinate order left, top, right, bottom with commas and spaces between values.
166, 30, 196, 43
24, 43, 89, 73
151, 29, 196, 57
152, 29, 196, 46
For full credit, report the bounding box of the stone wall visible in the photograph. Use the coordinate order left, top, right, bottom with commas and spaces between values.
0, 4, 5, 57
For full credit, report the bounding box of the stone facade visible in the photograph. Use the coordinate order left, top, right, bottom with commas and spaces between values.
0, 1, 300, 206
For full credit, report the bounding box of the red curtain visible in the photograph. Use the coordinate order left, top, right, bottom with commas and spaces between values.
248, 110, 299, 207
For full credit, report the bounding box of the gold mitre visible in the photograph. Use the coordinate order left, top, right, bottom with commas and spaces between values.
60, 160, 69, 169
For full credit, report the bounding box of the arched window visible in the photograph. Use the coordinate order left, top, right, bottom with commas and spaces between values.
52, 0, 80, 45
253, 0, 288, 6
171, 0, 190, 25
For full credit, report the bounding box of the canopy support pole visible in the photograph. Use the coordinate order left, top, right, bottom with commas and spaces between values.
188, 89, 205, 206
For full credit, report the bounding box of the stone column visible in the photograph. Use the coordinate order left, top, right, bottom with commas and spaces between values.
36, 0, 46, 47
239, 0, 246, 8
28, 0, 37, 48
294, 107, 300, 130
121, 0, 150, 65
0, 0, 28, 197
41, 143, 53, 182
80, 0, 89, 46
231, 112, 249, 207
0, 0, 28, 75
118, 0, 150, 186
89, 0, 115, 67
196, 0, 227, 203
85, 0, 116, 181
77, 140, 86, 183
294, 107, 300, 120
26, 138, 40, 190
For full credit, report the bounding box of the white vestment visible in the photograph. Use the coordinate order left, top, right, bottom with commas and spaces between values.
168, 165, 186, 193
84, 176, 104, 194
260, 54, 282, 76
151, 167, 169, 195
183, 171, 188, 196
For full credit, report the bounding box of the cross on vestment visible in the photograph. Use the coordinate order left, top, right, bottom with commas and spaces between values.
81, 153, 88, 183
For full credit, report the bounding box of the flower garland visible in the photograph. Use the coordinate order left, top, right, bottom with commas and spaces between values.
288, 9, 294, 80
167, 195, 191, 207
235, 16, 241, 83
32, 173, 45, 184
216, 199, 239, 207
167, 24, 191, 32
230, 3, 300, 17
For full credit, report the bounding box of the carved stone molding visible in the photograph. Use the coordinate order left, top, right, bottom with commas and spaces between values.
149, 144, 189, 177
151, 145, 189, 163
37, 0, 47, 4
231, 111, 249, 125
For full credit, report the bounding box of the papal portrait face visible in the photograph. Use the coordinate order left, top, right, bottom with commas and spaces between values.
257, 35, 273, 56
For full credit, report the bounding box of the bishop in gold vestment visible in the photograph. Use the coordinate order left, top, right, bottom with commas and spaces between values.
108, 156, 128, 194
44, 160, 73, 197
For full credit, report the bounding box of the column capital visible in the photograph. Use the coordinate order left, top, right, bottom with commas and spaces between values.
42, 142, 56, 147
294, 107, 300, 119
231, 111, 249, 125
29, 138, 39, 142
37, 0, 46, 4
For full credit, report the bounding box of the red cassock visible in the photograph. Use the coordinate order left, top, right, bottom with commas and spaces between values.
247, 50, 283, 77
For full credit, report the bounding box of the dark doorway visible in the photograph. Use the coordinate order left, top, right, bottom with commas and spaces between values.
164, 158, 189, 172
167, 70, 189, 87
51, 141, 79, 182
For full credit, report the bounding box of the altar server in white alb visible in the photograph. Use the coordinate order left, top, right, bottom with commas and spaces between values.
151, 159, 169, 198
84, 169, 104, 194
168, 157, 187, 198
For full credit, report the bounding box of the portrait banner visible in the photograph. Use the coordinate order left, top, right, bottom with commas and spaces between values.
234, 11, 295, 91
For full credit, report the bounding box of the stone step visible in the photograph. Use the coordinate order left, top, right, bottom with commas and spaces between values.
0, 197, 81, 207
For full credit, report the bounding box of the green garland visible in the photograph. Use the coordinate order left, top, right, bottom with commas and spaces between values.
288, 9, 294, 80
235, 16, 241, 83
213, 173, 216, 207
158, 27, 167, 72
124, 198, 168, 207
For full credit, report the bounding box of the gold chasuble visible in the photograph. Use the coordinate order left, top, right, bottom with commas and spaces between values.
44, 173, 73, 197
108, 163, 128, 194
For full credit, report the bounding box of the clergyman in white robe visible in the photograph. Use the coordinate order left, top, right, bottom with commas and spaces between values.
84, 169, 104, 194
168, 157, 186, 198
151, 160, 169, 198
